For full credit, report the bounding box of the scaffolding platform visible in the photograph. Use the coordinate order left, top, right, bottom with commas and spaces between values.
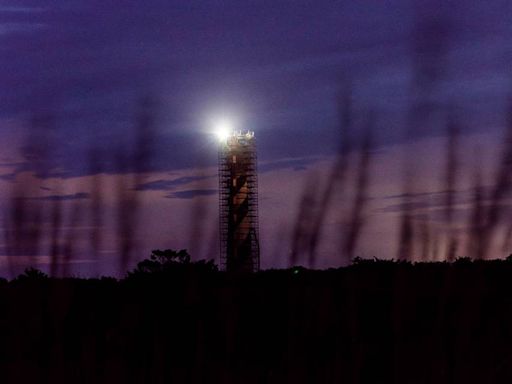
218, 131, 260, 272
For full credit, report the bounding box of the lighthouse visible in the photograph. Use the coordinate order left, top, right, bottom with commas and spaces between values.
217, 130, 260, 272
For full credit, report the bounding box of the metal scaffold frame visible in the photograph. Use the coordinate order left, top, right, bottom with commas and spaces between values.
218, 131, 260, 272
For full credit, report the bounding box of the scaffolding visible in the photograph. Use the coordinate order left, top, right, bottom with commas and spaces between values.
218, 131, 260, 272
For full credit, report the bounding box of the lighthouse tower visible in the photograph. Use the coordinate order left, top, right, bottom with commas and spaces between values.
218, 131, 260, 272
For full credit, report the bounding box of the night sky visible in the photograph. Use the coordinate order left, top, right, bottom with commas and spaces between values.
1, 0, 512, 276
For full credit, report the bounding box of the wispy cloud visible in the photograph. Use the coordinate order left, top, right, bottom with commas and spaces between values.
0, 7, 45, 13
0, 173, 16, 181
379, 185, 512, 217
23, 192, 90, 202
259, 157, 320, 173
380, 200, 439, 213
134, 175, 213, 191
0, 22, 46, 35
165, 189, 217, 199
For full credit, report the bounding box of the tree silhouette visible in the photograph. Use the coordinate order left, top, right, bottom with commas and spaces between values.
16, 267, 49, 281
128, 249, 217, 276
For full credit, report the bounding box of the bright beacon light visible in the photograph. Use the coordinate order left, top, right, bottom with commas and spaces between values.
214, 119, 233, 142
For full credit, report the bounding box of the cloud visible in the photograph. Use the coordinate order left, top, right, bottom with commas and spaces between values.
381, 190, 450, 200
379, 201, 435, 213
134, 176, 213, 191
259, 157, 320, 173
0, 173, 16, 181
377, 184, 512, 215
165, 189, 217, 199
0, 22, 46, 35
23, 192, 90, 201
0, 7, 44, 13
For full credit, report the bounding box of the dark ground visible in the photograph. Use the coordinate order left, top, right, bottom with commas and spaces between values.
1, 258, 512, 383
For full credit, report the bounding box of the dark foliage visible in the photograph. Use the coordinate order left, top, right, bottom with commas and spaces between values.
0, 260, 512, 383
14, 267, 48, 281
127, 249, 218, 277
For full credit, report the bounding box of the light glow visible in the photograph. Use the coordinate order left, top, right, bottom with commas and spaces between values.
213, 119, 233, 142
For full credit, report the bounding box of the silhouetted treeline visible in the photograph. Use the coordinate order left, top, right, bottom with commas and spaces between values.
2, 256, 512, 383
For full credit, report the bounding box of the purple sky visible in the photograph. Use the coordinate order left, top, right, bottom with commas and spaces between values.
1, 1, 512, 276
